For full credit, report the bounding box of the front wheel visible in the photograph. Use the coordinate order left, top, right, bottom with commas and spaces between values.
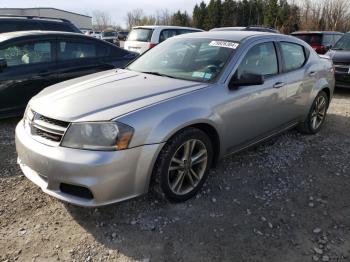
152, 128, 213, 202
298, 91, 329, 134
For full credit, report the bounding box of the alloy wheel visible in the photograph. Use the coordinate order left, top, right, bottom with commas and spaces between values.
167, 139, 208, 195
310, 95, 327, 130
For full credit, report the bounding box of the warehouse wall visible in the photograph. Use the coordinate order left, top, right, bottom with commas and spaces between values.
0, 8, 92, 30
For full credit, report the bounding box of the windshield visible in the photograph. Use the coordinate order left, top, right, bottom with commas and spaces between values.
127, 38, 237, 83
127, 28, 153, 42
102, 31, 116, 37
333, 33, 350, 50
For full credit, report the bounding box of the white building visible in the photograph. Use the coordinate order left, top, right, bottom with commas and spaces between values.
0, 7, 92, 30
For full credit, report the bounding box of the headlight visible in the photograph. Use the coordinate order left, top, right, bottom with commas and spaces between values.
61, 122, 134, 151
24, 105, 34, 121
23, 106, 34, 130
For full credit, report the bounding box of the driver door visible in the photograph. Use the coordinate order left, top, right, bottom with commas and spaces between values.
221, 41, 289, 152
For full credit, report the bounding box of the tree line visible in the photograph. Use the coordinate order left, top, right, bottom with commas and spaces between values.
93, 0, 350, 33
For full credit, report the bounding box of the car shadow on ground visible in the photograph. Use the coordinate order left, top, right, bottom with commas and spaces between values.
64, 107, 350, 261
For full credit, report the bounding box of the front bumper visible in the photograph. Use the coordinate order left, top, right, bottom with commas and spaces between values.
15, 120, 163, 207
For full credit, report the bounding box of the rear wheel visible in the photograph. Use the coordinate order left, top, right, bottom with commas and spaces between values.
152, 128, 213, 202
298, 91, 329, 134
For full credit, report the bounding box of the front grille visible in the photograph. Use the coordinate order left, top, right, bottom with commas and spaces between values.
27, 111, 70, 146
32, 126, 62, 142
36, 114, 69, 128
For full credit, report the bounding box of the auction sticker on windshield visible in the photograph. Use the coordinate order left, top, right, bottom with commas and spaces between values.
209, 41, 239, 49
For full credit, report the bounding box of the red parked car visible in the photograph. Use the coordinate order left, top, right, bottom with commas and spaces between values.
291, 31, 343, 54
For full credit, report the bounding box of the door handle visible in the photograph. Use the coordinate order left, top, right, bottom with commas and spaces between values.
309, 71, 316, 77
273, 82, 285, 89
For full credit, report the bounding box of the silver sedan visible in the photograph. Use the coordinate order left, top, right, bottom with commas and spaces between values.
16, 31, 335, 206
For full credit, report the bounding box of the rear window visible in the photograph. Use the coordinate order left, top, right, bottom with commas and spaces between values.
293, 34, 322, 45
127, 28, 153, 42
0, 20, 39, 33
102, 31, 117, 37
40, 21, 76, 32
280, 42, 306, 71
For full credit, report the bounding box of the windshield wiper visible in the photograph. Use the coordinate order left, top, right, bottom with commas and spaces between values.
141, 71, 176, 79
332, 48, 344, 50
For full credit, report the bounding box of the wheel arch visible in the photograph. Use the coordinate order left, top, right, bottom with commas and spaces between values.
147, 122, 221, 193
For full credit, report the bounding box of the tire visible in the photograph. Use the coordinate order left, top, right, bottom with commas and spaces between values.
152, 127, 213, 202
298, 91, 329, 134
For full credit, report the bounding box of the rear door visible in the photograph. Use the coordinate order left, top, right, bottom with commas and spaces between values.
0, 37, 57, 115
276, 41, 314, 122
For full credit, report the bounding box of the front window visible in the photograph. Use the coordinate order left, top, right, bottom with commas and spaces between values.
127, 38, 237, 82
333, 33, 350, 50
127, 28, 153, 42
236, 42, 278, 78
0, 41, 52, 67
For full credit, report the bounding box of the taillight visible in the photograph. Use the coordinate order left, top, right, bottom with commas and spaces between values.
311, 45, 328, 54
148, 43, 157, 49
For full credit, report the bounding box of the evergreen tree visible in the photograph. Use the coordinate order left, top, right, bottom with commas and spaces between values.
264, 0, 279, 27
171, 11, 191, 27
206, 0, 222, 29
221, 0, 238, 27
193, 1, 208, 29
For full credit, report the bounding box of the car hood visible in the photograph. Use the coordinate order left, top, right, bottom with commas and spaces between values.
30, 69, 209, 122
326, 49, 350, 63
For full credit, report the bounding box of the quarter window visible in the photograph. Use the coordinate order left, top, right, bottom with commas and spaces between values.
236, 42, 278, 78
280, 42, 306, 71
159, 29, 177, 43
0, 41, 52, 67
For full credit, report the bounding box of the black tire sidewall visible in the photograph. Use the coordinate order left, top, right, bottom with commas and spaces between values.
306, 91, 329, 134
154, 128, 213, 202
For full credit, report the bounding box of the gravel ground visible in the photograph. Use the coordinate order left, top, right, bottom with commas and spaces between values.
0, 88, 349, 262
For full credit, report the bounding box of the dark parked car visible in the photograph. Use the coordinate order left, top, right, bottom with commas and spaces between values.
326, 32, 350, 88
118, 31, 129, 41
0, 15, 81, 34
210, 26, 279, 33
0, 31, 138, 118
291, 31, 343, 54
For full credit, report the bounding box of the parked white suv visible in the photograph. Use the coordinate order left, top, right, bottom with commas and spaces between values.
124, 25, 203, 54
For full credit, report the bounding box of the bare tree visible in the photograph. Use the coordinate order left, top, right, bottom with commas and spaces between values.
155, 9, 172, 25
126, 9, 144, 29
299, 0, 350, 31
92, 10, 112, 31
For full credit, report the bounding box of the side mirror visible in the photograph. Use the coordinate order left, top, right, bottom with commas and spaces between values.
0, 58, 7, 72
229, 73, 264, 90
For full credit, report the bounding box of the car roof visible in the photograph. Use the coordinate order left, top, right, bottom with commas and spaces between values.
211, 26, 279, 33
291, 31, 343, 35
132, 25, 203, 31
175, 30, 277, 42
0, 30, 84, 42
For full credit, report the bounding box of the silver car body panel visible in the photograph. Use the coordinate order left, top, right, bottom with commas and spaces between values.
16, 31, 335, 206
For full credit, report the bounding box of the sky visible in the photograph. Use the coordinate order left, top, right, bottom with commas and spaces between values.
0, 0, 209, 27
